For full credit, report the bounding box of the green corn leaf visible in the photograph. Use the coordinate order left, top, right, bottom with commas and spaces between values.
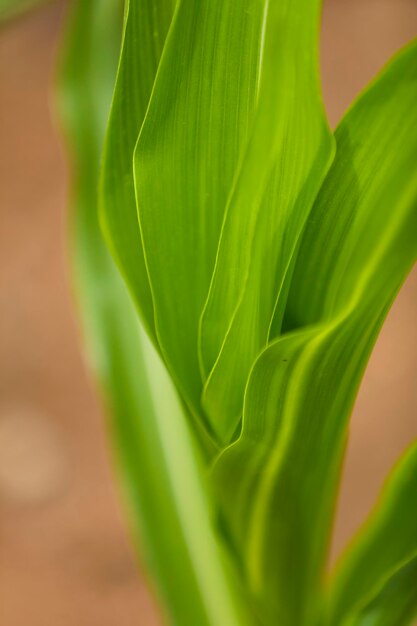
56, 0, 417, 622
57, 1, 255, 624
199, 0, 334, 442
100, 0, 218, 457
212, 39, 417, 625
350, 556, 417, 626
325, 441, 417, 626
133, 0, 267, 429
100, 0, 174, 343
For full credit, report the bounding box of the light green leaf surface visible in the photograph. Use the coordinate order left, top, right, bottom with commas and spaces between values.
199, 0, 334, 442
100, 0, 174, 343
133, 0, 267, 427
326, 441, 417, 626
57, 1, 254, 624
212, 40, 417, 626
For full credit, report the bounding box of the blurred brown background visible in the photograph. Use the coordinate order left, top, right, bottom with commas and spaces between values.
0, 1, 416, 624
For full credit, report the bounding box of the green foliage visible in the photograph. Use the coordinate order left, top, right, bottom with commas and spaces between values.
55, 0, 417, 624
57, 1, 252, 624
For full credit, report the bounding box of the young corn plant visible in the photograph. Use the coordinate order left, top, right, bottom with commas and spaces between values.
56, 0, 417, 624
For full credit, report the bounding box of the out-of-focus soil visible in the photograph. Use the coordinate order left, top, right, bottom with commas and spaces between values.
0, 1, 416, 624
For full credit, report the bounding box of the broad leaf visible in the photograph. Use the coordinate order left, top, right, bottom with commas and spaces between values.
133, 0, 267, 428
212, 39, 417, 625
57, 1, 254, 624
199, 0, 334, 442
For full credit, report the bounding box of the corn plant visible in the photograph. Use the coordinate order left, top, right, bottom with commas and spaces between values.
15, 0, 417, 624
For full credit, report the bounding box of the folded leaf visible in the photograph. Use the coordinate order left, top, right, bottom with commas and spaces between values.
212, 39, 417, 625
58, 1, 253, 624
134, 0, 267, 426
100, 2, 219, 454
100, 0, 174, 343
199, 0, 334, 442
326, 441, 417, 626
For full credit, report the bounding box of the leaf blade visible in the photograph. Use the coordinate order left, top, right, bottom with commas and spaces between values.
212, 39, 417, 625
199, 0, 334, 441
99, 0, 175, 342
57, 1, 255, 624
133, 0, 268, 425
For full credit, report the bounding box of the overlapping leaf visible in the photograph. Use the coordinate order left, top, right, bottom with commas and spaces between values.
100, 0, 174, 343
57, 1, 254, 624
133, 0, 267, 428
212, 40, 417, 626
101, 0, 231, 454
199, 0, 334, 442
56, 0, 417, 623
